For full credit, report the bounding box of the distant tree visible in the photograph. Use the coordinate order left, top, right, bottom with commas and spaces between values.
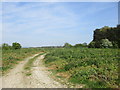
74, 44, 82, 47
63, 43, 72, 48
82, 42, 88, 47
74, 43, 87, 48
2, 43, 12, 50
12, 42, 22, 49
88, 41, 95, 48
100, 39, 113, 48
82, 42, 87, 46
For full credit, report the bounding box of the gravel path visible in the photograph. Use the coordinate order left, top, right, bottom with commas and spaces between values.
1, 53, 66, 88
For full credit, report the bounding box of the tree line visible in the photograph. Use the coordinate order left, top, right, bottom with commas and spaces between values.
64, 25, 120, 48
1, 25, 120, 49
2, 42, 22, 50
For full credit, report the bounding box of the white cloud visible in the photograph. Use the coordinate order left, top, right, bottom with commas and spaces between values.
3, 2, 78, 34
2, 2, 117, 46
2, 2, 79, 46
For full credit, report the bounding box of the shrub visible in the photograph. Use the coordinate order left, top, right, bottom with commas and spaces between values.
89, 39, 113, 48
12, 42, 22, 49
63, 43, 72, 48
100, 39, 113, 48
112, 41, 119, 48
74, 43, 87, 48
2, 43, 12, 50
88, 41, 95, 48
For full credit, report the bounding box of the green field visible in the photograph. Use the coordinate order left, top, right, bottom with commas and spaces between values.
1, 47, 119, 88
2, 48, 44, 74
44, 48, 119, 88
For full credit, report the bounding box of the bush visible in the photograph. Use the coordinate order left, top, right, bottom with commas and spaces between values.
2, 43, 12, 50
89, 39, 113, 48
112, 41, 119, 48
88, 41, 95, 48
100, 39, 113, 48
74, 43, 87, 48
12, 42, 22, 49
63, 43, 72, 48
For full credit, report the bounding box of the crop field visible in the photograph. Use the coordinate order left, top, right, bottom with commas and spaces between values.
2, 48, 43, 74
44, 48, 119, 88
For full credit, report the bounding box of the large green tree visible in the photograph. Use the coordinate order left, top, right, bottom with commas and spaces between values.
90, 25, 120, 48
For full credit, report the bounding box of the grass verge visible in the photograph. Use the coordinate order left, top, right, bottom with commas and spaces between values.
2, 48, 45, 75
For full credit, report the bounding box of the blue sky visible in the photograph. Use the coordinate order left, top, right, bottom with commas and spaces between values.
2, 2, 118, 47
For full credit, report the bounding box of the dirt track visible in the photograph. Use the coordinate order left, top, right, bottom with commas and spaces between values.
1, 54, 66, 88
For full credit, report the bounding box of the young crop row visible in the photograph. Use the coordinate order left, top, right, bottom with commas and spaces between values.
44, 48, 119, 88
2, 48, 44, 74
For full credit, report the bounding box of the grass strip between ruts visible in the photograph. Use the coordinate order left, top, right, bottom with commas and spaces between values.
24, 53, 45, 76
